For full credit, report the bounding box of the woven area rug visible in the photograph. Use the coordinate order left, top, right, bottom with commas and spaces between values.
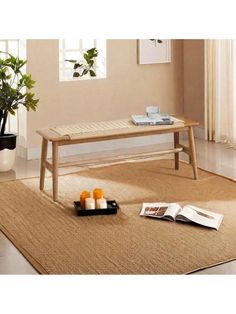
0, 159, 236, 274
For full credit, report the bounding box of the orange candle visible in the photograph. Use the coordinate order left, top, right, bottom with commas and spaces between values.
80, 190, 91, 209
93, 188, 104, 200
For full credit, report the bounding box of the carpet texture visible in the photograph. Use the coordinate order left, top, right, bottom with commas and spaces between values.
0, 159, 236, 274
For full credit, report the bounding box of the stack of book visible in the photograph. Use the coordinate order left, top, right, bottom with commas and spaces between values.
131, 106, 183, 125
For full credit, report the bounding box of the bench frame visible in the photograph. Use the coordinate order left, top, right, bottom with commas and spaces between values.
37, 118, 199, 202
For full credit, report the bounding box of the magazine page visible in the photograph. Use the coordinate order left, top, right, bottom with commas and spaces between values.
140, 203, 181, 220
176, 205, 224, 230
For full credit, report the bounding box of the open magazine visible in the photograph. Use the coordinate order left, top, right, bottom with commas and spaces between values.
140, 203, 224, 230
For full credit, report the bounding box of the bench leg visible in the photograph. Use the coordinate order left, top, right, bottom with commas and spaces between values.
40, 138, 48, 191
188, 126, 198, 180
174, 132, 179, 170
52, 142, 59, 202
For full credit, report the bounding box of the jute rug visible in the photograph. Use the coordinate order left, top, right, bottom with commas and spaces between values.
0, 159, 236, 274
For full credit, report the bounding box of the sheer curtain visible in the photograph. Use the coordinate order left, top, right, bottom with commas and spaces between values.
205, 39, 236, 146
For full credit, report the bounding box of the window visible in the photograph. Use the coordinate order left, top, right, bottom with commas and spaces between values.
59, 39, 106, 81
0, 39, 26, 136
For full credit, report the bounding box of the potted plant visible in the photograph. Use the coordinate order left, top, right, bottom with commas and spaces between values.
0, 51, 39, 172
66, 47, 98, 78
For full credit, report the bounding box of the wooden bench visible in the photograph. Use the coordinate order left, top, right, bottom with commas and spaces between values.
37, 117, 199, 201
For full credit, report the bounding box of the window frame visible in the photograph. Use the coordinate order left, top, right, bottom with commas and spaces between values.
59, 39, 107, 82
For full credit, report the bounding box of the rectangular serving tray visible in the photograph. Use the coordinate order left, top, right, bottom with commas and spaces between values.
74, 200, 119, 216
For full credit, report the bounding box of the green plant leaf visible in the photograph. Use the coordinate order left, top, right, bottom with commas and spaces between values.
65, 59, 77, 63
87, 48, 98, 57
87, 48, 96, 54
74, 63, 82, 69
89, 70, 96, 77
73, 72, 80, 77
88, 60, 94, 67
83, 53, 90, 64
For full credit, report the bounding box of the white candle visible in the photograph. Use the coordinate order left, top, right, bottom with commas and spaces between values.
96, 198, 107, 209
85, 197, 95, 210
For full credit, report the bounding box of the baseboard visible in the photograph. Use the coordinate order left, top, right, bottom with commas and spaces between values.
25, 133, 173, 160
194, 125, 205, 140
16, 145, 27, 159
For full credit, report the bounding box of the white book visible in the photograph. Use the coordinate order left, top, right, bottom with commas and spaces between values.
140, 203, 224, 230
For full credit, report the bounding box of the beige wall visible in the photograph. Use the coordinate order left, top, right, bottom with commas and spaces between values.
183, 40, 205, 125
26, 39, 184, 148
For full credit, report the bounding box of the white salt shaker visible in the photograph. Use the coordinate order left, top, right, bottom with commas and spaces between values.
85, 197, 95, 210
96, 198, 107, 209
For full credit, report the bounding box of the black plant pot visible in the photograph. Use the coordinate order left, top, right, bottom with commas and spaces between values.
0, 133, 17, 172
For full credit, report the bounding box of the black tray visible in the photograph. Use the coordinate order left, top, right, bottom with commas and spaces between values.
74, 200, 119, 216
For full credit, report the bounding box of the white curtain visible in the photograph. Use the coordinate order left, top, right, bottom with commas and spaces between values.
205, 39, 236, 146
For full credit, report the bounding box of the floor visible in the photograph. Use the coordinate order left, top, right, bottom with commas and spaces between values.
1, 138, 236, 274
